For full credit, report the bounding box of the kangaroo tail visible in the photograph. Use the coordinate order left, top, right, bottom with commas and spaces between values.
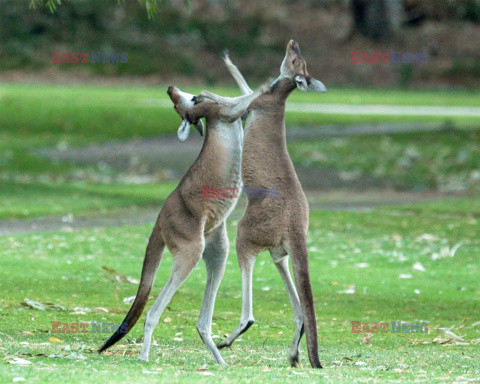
99, 228, 165, 353
289, 234, 322, 368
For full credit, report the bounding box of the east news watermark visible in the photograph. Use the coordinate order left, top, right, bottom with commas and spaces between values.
51, 321, 127, 334
351, 51, 429, 64
351, 321, 429, 334
51, 51, 128, 64
52, 320, 429, 334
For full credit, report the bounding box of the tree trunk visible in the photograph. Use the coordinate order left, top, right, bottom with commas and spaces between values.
351, 0, 403, 40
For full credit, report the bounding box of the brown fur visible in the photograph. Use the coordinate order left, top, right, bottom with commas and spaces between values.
220, 40, 323, 368
240, 78, 321, 368
99, 89, 243, 354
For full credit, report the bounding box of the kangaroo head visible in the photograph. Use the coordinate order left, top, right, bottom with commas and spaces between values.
167, 86, 205, 142
280, 40, 326, 93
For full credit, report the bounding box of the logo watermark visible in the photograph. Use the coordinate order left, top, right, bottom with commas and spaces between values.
51, 51, 128, 64
51, 321, 128, 334
351, 51, 429, 64
351, 321, 429, 334
201, 186, 278, 199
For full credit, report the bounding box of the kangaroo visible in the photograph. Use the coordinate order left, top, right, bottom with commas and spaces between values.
199, 40, 327, 368
99, 84, 267, 365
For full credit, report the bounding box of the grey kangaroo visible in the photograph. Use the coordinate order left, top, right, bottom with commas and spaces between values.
99, 83, 267, 365
199, 40, 327, 368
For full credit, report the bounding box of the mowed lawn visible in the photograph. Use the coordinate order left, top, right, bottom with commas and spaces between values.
1, 84, 480, 219
0, 84, 479, 382
0, 201, 479, 383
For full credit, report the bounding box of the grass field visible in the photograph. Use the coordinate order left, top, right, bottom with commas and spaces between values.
0, 201, 479, 383
289, 128, 480, 192
1, 84, 480, 219
1, 85, 479, 142
0, 182, 175, 220
1, 83, 479, 382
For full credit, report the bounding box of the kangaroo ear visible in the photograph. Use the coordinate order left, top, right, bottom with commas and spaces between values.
295, 76, 309, 92
177, 119, 191, 142
194, 119, 204, 137
308, 78, 327, 93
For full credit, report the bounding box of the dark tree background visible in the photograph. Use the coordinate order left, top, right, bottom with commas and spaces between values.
1, 0, 479, 87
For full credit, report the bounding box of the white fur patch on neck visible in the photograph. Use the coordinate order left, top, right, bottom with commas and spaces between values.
280, 55, 293, 77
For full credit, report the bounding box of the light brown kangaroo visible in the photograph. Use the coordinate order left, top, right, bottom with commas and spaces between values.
99, 84, 267, 365
199, 40, 326, 368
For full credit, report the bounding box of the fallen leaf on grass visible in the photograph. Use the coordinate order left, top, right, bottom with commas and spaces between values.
102, 266, 139, 284
399, 335, 424, 345
431, 243, 462, 260
0, 331, 14, 340
49, 337, 64, 343
354, 263, 370, 269
123, 295, 153, 305
71, 307, 92, 315
47, 352, 86, 360
355, 361, 367, 366
51, 304, 68, 311
66, 352, 87, 360
291, 371, 306, 375
399, 274, 412, 279
412, 262, 426, 272
163, 317, 172, 323
21, 299, 68, 311
361, 333, 372, 344
416, 234, 439, 242
433, 328, 469, 345
7, 357, 32, 366
21, 299, 46, 310
123, 296, 136, 304
338, 284, 355, 294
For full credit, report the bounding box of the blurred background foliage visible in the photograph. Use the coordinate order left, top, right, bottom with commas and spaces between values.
1, 0, 479, 87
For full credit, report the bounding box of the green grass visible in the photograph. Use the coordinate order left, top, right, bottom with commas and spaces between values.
0, 201, 479, 383
1, 84, 480, 221
392, 194, 480, 215
0, 84, 479, 143
0, 84, 475, 220
289, 128, 480, 192
0, 181, 176, 219
1, 83, 479, 382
